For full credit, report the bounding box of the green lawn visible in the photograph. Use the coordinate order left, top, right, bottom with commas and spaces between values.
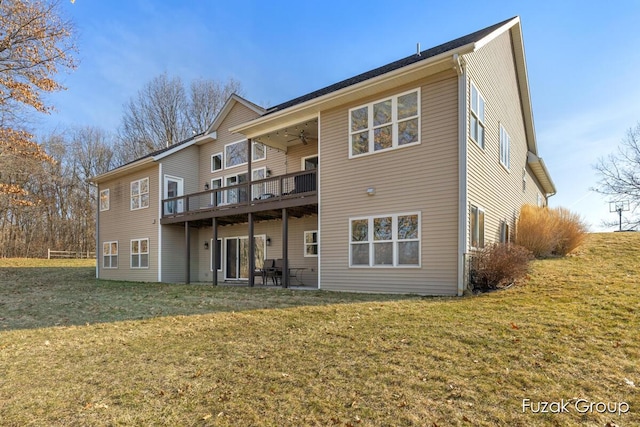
0, 233, 638, 426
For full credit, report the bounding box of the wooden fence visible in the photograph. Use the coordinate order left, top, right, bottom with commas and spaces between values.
47, 249, 95, 259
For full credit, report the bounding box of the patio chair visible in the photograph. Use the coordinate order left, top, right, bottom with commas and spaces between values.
264, 258, 283, 285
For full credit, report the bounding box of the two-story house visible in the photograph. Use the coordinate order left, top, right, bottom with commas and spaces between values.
92, 16, 555, 296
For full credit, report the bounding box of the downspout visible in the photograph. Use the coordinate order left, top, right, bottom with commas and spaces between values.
454, 53, 469, 296
158, 163, 163, 282
316, 113, 322, 290
94, 182, 99, 279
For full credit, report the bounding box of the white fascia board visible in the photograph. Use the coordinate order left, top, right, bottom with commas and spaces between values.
473, 17, 520, 51
229, 44, 475, 138
206, 94, 266, 134
152, 139, 199, 161
90, 157, 154, 184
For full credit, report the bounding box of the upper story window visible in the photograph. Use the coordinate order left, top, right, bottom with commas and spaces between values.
224, 141, 266, 169
350, 212, 420, 267
100, 189, 110, 211
130, 177, 149, 210
211, 153, 223, 172
470, 83, 486, 148
499, 124, 510, 169
349, 88, 420, 158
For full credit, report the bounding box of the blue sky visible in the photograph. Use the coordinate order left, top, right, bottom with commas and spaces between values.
40, 0, 640, 231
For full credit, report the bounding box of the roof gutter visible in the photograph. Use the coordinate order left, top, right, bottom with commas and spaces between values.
527, 151, 556, 196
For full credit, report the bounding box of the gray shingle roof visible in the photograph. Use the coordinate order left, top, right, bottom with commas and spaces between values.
265, 17, 516, 115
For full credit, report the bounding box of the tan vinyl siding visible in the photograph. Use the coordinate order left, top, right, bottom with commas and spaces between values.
464, 30, 543, 246
195, 216, 318, 286
98, 165, 159, 282
319, 70, 459, 295
199, 102, 275, 188
159, 145, 200, 282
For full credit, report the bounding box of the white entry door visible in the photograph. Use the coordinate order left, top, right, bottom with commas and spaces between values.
164, 175, 184, 214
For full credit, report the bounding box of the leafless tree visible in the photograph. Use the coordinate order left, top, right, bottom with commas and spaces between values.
593, 122, 640, 229
187, 77, 242, 134
116, 74, 243, 164
0, 126, 116, 258
0, 0, 76, 201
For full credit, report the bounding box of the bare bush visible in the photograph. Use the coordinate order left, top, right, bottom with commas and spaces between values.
470, 243, 533, 292
515, 205, 559, 257
516, 204, 588, 258
553, 207, 589, 256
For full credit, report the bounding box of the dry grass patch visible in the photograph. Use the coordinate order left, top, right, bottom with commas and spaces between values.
0, 233, 639, 426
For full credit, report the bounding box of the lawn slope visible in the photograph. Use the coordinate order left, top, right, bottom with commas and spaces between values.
0, 233, 638, 426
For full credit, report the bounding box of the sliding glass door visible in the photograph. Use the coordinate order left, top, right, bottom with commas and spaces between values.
224, 235, 266, 280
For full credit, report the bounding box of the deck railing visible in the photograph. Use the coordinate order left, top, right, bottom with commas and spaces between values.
162, 169, 317, 218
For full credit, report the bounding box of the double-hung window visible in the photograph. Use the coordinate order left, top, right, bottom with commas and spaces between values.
304, 230, 318, 257
499, 124, 510, 169
131, 238, 149, 268
470, 83, 485, 148
349, 89, 420, 157
350, 213, 420, 267
131, 177, 149, 210
103, 241, 118, 268
100, 189, 110, 211
470, 205, 485, 249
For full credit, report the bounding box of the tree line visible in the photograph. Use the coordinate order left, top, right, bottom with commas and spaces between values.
0, 0, 242, 257
1, 73, 241, 258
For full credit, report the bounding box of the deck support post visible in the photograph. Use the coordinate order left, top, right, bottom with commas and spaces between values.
248, 212, 255, 287
185, 221, 190, 284
282, 208, 289, 288
212, 217, 218, 286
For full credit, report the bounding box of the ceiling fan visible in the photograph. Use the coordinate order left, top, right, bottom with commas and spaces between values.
286, 129, 316, 145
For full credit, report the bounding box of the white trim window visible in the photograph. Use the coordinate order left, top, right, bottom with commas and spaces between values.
130, 177, 149, 210
500, 221, 510, 243
224, 140, 266, 169
131, 238, 149, 269
211, 152, 223, 172
99, 189, 110, 211
304, 230, 318, 257
349, 212, 420, 267
302, 155, 318, 170
103, 241, 118, 269
211, 178, 222, 206
470, 82, 486, 148
349, 88, 421, 157
499, 124, 510, 169
470, 205, 485, 249
253, 142, 266, 161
